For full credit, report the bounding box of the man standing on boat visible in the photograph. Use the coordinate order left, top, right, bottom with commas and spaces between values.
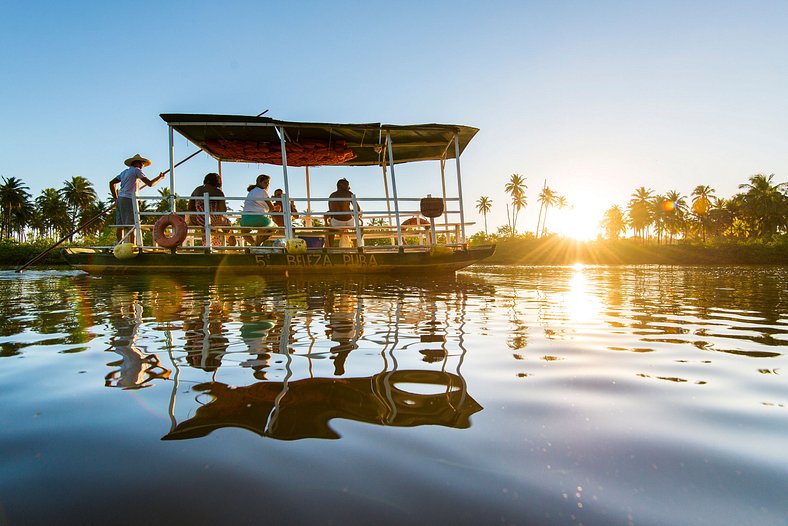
109, 154, 165, 243
326, 178, 361, 247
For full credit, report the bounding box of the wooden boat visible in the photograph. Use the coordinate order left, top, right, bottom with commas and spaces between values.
63, 113, 495, 274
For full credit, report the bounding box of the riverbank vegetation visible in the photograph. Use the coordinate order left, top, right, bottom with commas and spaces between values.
472, 235, 788, 265
1, 172, 787, 267
477, 173, 788, 246
0, 239, 71, 266
473, 172, 788, 264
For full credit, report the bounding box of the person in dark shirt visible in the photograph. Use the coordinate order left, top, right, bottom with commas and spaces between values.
270, 188, 299, 228
325, 178, 361, 247
187, 173, 234, 246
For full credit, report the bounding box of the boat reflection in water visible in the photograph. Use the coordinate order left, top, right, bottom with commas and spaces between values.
110, 275, 486, 441
162, 370, 478, 441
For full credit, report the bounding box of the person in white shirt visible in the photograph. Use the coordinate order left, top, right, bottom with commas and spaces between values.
240, 174, 275, 245
109, 154, 165, 243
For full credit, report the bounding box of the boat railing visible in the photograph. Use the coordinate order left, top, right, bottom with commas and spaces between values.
108, 193, 471, 252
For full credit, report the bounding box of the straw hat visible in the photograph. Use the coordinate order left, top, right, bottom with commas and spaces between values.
124, 154, 152, 167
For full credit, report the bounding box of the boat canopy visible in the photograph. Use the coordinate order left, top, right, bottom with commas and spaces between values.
160, 113, 479, 167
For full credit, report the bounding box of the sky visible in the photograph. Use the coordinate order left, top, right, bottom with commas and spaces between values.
1, 0, 787, 239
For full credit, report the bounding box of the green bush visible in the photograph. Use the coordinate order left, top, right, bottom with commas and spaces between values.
0, 238, 68, 267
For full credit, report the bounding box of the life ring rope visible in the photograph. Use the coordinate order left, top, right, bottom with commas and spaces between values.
153, 214, 188, 249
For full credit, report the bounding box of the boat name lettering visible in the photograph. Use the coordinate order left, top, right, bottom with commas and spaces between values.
342, 254, 378, 267
283, 254, 378, 267
286, 254, 334, 267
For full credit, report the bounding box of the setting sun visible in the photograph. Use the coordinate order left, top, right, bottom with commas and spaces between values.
548, 201, 606, 241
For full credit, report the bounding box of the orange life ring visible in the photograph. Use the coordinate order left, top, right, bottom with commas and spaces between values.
153, 214, 188, 249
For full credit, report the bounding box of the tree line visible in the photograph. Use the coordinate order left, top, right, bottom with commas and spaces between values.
473, 172, 787, 243
601, 174, 788, 242
0, 176, 186, 242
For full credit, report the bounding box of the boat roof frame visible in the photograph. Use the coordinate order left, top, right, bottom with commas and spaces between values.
160, 113, 479, 166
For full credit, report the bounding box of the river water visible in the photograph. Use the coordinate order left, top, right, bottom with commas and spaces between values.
0, 265, 785, 525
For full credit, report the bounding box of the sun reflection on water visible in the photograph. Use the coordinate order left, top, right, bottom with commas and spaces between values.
563, 265, 603, 325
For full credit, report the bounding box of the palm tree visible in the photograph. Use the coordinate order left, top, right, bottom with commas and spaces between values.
475, 196, 492, 235
628, 186, 653, 241
537, 187, 557, 237
35, 188, 70, 238
705, 197, 733, 239
156, 187, 188, 213
137, 199, 156, 225
738, 174, 788, 238
550, 195, 569, 237
79, 199, 110, 239
721, 194, 750, 238
60, 176, 97, 241
691, 185, 715, 242
601, 205, 626, 240
13, 200, 35, 241
663, 190, 687, 244
555, 195, 568, 210
510, 192, 527, 235
29, 210, 47, 241
650, 196, 667, 244
0, 177, 32, 240
504, 173, 527, 235
534, 181, 547, 238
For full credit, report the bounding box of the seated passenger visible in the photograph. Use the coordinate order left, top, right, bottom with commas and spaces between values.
271, 188, 299, 228
187, 172, 235, 246
326, 178, 362, 247
402, 215, 432, 244
241, 174, 275, 246
402, 216, 431, 229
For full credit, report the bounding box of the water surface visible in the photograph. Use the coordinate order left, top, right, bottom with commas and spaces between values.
0, 266, 786, 525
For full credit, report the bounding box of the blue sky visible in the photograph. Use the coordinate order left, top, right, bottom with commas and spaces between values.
1, 0, 787, 238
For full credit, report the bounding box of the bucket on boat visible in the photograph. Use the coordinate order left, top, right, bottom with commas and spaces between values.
301, 236, 324, 249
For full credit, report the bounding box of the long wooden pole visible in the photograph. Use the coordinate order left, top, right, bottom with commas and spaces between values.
16, 147, 211, 272
16, 159, 188, 272
18, 108, 271, 272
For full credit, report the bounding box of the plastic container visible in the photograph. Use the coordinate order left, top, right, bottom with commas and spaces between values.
286, 238, 307, 254
301, 236, 325, 249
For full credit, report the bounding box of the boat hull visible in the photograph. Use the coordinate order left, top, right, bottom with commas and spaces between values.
61, 245, 495, 275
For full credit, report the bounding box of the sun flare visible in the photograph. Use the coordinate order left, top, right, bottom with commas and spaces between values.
549, 203, 604, 241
